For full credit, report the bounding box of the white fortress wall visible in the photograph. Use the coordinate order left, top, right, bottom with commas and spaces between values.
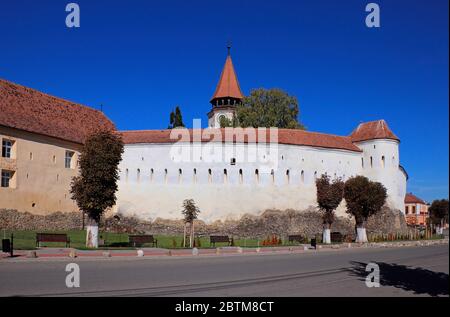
116, 141, 371, 223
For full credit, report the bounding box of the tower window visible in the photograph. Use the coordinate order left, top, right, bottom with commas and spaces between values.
150, 168, 154, 182
301, 170, 305, 183
381, 156, 385, 168
286, 169, 290, 184
271, 169, 275, 184
208, 169, 212, 183
224, 169, 228, 183
370, 156, 373, 168
230, 158, 236, 165
239, 169, 243, 184
137, 169, 141, 182
178, 169, 182, 184
255, 169, 259, 184
193, 168, 197, 183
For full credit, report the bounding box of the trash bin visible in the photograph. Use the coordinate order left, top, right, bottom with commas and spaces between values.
310, 238, 317, 249
2, 239, 11, 253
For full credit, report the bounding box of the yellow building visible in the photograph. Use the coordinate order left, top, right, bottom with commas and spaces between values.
0, 78, 115, 215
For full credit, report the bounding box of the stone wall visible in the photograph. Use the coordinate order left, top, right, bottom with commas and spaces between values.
1, 207, 409, 238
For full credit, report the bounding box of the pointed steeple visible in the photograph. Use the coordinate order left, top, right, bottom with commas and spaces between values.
210, 46, 244, 105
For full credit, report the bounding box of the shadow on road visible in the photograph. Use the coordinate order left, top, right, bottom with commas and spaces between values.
348, 261, 449, 297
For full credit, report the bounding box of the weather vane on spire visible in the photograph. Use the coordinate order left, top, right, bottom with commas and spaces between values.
227, 40, 232, 56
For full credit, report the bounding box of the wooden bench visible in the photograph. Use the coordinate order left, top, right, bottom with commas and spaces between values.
210, 235, 232, 247
288, 235, 306, 244
129, 235, 158, 247
36, 233, 70, 247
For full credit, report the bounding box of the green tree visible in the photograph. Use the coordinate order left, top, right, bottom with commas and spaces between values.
234, 88, 304, 129
344, 176, 387, 243
428, 199, 449, 234
70, 130, 124, 248
168, 106, 185, 129
181, 199, 200, 248
219, 116, 234, 128
316, 174, 345, 244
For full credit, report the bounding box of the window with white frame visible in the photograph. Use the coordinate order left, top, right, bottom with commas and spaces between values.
1, 170, 13, 188
65, 151, 75, 169
2, 139, 13, 158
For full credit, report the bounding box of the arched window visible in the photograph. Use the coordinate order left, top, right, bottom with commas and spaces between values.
193, 168, 197, 183
137, 169, 141, 183
239, 169, 243, 184
381, 156, 385, 168
164, 169, 168, 183
301, 170, 305, 184
255, 169, 259, 184
224, 169, 228, 183
370, 157, 373, 168
208, 169, 212, 183
178, 169, 183, 184
150, 168, 154, 183
286, 169, 290, 185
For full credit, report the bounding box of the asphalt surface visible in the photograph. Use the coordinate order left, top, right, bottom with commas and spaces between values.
0, 245, 448, 297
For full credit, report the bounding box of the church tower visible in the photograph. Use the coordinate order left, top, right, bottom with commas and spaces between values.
208, 45, 244, 128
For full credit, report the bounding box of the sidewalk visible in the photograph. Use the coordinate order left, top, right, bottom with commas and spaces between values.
1, 238, 447, 261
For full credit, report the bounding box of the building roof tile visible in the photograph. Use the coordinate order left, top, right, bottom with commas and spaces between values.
0, 78, 115, 144
405, 193, 427, 205
121, 128, 362, 152
210, 55, 244, 102
350, 120, 399, 142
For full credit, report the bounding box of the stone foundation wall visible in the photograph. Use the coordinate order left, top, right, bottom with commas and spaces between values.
0, 207, 409, 238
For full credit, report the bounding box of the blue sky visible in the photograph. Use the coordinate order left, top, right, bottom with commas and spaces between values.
0, 0, 448, 201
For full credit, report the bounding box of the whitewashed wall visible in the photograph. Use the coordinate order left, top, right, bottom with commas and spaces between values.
355, 139, 406, 211
114, 140, 406, 223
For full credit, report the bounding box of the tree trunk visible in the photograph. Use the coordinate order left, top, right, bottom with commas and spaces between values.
323, 223, 331, 244
356, 223, 368, 243
190, 221, 195, 248
86, 215, 99, 248
183, 223, 187, 248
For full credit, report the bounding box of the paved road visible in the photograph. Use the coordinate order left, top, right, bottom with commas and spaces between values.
0, 245, 448, 297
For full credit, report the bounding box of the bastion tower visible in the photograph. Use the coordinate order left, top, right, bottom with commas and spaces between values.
207, 45, 244, 128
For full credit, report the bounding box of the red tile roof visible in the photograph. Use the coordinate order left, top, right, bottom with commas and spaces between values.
405, 193, 427, 205
121, 128, 362, 152
210, 55, 244, 102
0, 78, 115, 144
350, 120, 399, 142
